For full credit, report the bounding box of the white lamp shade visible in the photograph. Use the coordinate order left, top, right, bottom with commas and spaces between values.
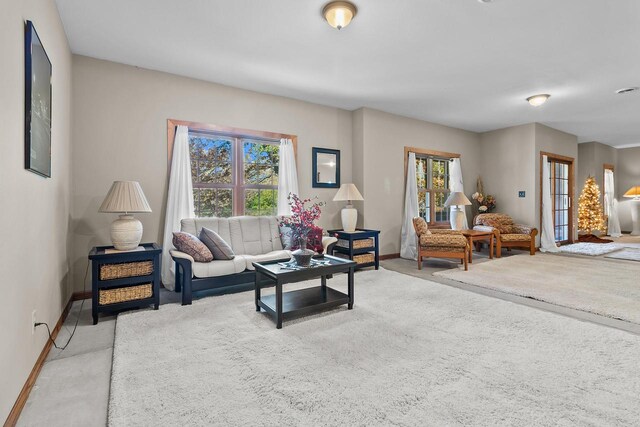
99, 181, 152, 213
444, 191, 472, 207
333, 183, 364, 202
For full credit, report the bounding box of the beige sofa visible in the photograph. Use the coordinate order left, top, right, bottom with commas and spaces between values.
170, 216, 337, 305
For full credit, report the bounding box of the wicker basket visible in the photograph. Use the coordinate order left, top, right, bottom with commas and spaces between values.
335, 252, 375, 265
99, 283, 152, 305
337, 238, 374, 250
100, 261, 153, 280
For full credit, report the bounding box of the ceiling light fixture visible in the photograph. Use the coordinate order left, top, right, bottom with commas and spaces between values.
323, 1, 357, 30
616, 87, 639, 94
526, 94, 550, 107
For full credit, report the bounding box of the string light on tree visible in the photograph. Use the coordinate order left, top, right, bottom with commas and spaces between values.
578, 176, 605, 234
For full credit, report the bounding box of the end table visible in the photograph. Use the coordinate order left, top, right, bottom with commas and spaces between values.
88, 243, 161, 324
461, 230, 495, 263
328, 229, 379, 270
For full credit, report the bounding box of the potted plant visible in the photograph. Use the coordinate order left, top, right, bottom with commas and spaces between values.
279, 194, 325, 267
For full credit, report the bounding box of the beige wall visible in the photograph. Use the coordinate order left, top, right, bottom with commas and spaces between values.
71, 55, 353, 291
358, 108, 482, 255
534, 123, 579, 240
617, 147, 640, 232
479, 124, 536, 227
0, 0, 72, 421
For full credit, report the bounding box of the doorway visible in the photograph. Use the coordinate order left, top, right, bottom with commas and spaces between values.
541, 152, 575, 244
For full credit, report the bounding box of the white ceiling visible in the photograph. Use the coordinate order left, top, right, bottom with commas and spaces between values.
55, 0, 640, 148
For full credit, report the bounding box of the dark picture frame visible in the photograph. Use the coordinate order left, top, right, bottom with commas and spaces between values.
25, 20, 52, 178
312, 147, 340, 188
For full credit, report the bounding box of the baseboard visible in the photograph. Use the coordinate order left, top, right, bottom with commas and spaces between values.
379, 253, 400, 260
3, 295, 74, 427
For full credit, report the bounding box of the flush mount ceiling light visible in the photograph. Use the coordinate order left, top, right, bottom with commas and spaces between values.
526, 94, 551, 107
616, 87, 639, 94
323, 1, 357, 30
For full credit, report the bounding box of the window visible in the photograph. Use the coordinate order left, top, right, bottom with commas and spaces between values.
416, 156, 450, 225
189, 132, 280, 217
547, 158, 571, 243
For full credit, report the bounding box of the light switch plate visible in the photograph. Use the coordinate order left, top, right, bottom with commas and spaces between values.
518, 191, 526, 198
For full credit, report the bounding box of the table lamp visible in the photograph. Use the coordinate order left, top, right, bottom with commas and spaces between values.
333, 183, 364, 232
623, 186, 640, 236
444, 191, 472, 230
99, 181, 152, 250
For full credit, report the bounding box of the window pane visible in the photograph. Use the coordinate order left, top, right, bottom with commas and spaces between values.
244, 189, 278, 216
418, 191, 430, 222
243, 141, 279, 185
434, 191, 450, 222
193, 188, 233, 218
189, 136, 233, 184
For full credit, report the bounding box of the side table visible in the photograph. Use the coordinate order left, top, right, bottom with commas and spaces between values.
461, 230, 495, 263
328, 229, 380, 270
88, 243, 161, 324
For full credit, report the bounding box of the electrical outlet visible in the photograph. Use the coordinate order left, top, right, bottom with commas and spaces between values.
32, 310, 37, 335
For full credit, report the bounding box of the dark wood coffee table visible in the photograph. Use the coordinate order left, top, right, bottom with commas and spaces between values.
253, 255, 356, 329
461, 229, 496, 263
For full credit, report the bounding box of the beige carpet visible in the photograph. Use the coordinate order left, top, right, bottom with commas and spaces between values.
110, 268, 640, 426
435, 253, 640, 324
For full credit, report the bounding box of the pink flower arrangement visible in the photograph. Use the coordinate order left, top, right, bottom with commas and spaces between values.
279, 194, 325, 245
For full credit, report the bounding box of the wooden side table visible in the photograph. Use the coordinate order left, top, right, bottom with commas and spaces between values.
461, 230, 495, 263
328, 229, 379, 270
88, 243, 161, 324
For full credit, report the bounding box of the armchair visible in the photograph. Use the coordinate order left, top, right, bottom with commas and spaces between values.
412, 217, 469, 271
473, 213, 538, 257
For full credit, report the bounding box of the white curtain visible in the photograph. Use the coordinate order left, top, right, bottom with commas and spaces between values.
449, 158, 469, 230
540, 155, 560, 252
604, 169, 622, 237
277, 138, 299, 216
400, 152, 419, 260
161, 125, 195, 289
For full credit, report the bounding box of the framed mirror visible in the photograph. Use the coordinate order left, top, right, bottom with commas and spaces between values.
312, 147, 340, 188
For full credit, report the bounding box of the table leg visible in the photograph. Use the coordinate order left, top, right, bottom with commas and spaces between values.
468, 237, 473, 264
348, 267, 354, 309
489, 236, 494, 259
276, 280, 283, 329
321, 274, 327, 300
255, 271, 261, 312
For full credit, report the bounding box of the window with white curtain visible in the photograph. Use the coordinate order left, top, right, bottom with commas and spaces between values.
416, 156, 451, 225
188, 131, 280, 217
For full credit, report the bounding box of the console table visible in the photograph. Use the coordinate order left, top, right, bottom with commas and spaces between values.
328, 229, 380, 270
89, 243, 161, 324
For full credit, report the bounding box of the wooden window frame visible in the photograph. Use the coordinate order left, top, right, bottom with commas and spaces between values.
167, 119, 297, 217
404, 147, 460, 228
539, 151, 575, 245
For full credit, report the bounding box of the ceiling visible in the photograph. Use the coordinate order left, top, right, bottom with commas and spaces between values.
55, 0, 640, 148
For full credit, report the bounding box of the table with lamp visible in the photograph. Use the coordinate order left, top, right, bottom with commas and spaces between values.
329, 183, 380, 270
445, 191, 495, 262
624, 186, 640, 236
88, 181, 161, 324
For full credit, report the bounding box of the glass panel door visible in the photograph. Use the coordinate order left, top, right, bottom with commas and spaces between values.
548, 159, 570, 243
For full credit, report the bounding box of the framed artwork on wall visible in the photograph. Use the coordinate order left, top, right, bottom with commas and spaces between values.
312, 147, 340, 188
25, 20, 52, 178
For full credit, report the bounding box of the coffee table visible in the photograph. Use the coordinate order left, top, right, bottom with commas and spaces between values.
461, 229, 495, 263
253, 255, 357, 329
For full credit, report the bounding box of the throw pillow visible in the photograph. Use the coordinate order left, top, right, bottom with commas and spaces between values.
172, 232, 213, 262
199, 227, 235, 260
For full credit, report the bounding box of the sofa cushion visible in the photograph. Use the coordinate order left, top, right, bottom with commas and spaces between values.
501, 234, 533, 242
199, 227, 235, 260
192, 256, 247, 278
244, 250, 292, 270
181, 216, 283, 255
172, 232, 213, 262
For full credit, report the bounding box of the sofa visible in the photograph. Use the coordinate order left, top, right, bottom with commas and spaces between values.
170, 216, 337, 305
473, 213, 538, 257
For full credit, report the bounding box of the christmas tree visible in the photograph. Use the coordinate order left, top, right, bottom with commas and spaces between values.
578, 176, 604, 234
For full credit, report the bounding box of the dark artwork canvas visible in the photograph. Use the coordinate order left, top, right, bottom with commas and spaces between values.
25, 20, 52, 177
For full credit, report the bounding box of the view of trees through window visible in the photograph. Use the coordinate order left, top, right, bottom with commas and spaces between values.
416, 157, 450, 224
189, 132, 279, 217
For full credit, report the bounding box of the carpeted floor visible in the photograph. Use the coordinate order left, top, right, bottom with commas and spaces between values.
605, 248, 640, 262
109, 268, 640, 426
435, 253, 640, 324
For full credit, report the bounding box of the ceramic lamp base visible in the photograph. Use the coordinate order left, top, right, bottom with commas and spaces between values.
110, 214, 143, 250
450, 207, 466, 230
341, 205, 358, 232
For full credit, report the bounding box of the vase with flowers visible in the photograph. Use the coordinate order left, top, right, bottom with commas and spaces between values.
279, 194, 325, 267
472, 177, 497, 215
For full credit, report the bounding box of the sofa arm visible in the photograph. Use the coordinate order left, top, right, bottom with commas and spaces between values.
322, 236, 338, 254
170, 249, 195, 264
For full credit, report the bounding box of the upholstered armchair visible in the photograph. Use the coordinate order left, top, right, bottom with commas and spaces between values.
473, 213, 538, 257
412, 217, 469, 271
